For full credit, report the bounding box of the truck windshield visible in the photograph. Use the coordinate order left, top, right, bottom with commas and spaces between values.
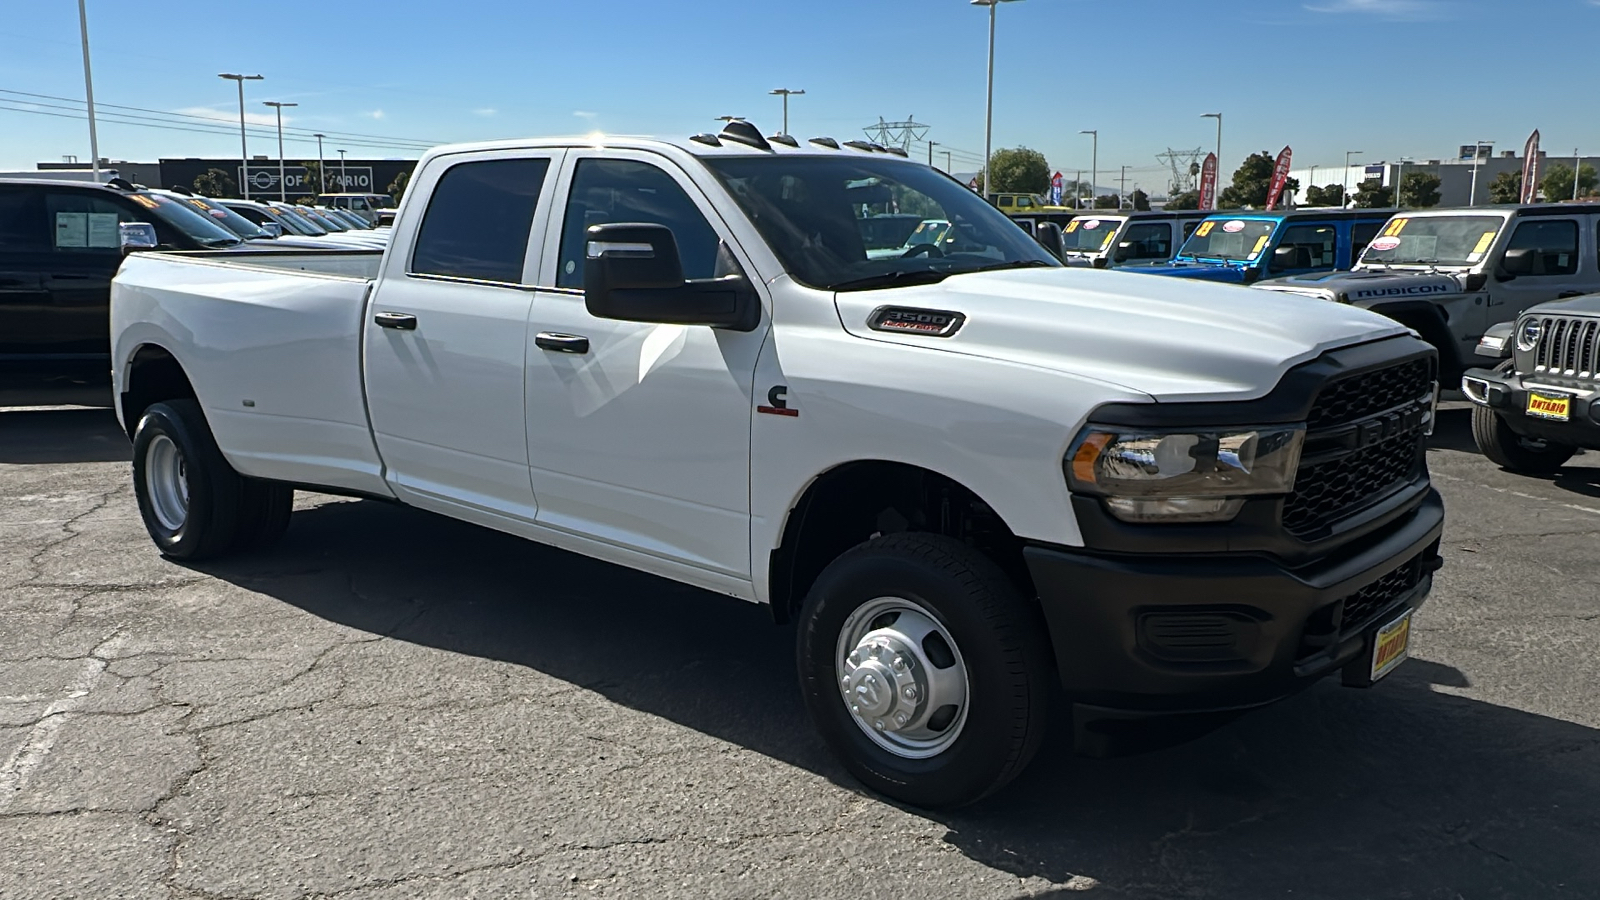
1177, 218, 1276, 262
1060, 217, 1126, 254
175, 195, 270, 240
1359, 215, 1505, 267
133, 192, 243, 247
705, 156, 1058, 291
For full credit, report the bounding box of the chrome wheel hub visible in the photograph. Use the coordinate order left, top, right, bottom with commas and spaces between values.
145, 434, 190, 532
836, 597, 969, 759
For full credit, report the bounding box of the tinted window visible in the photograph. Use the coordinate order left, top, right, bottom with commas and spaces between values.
556, 159, 720, 289
1506, 219, 1579, 276
1269, 223, 1337, 272
1118, 222, 1173, 261
0, 189, 48, 249
1351, 221, 1383, 260
411, 158, 549, 283
43, 192, 141, 251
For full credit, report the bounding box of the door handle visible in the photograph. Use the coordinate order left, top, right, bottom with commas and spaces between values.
1558, 291, 1584, 299
374, 311, 417, 330
535, 332, 590, 354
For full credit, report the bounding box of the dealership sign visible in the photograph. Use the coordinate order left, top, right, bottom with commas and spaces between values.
239, 165, 376, 195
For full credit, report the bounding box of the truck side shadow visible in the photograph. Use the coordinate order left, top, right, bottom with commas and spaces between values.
0, 408, 130, 464
196, 498, 1600, 899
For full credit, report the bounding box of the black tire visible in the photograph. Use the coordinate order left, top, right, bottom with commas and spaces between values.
1471, 404, 1577, 473
232, 481, 294, 553
131, 400, 243, 560
796, 532, 1053, 809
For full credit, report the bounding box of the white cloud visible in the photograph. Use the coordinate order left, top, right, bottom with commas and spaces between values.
176, 105, 280, 127
573, 110, 598, 121
1304, 0, 1450, 19
474, 108, 497, 117
364, 109, 385, 120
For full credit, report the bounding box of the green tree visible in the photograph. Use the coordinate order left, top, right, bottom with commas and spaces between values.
1352, 178, 1393, 209
1303, 183, 1345, 206
192, 168, 236, 198
1487, 170, 1522, 204
388, 170, 412, 202
301, 160, 326, 196
1129, 188, 1150, 211
1094, 193, 1120, 209
1398, 171, 1441, 208
1540, 163, 1597, 202
1217, 151, 1297, 209
1165, 190, 1200, 210
984, 147, 1050, 195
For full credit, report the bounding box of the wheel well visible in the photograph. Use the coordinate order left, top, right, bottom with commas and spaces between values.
767, 461, 1034, 624
120, 345, 196, 438
1373, 302, 1460, 381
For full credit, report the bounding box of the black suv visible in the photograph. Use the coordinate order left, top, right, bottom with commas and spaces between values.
1463, 294, 1600, 472
0, 178, 247, 362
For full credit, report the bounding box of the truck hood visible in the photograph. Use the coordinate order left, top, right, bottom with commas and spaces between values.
833, 267, 1409, 403
1255, 269, 1467, 306
1131, 261, 1252, 283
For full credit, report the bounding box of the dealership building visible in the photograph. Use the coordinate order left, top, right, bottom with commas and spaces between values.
34, 155, 417, 199
1289, 145, 1600, 207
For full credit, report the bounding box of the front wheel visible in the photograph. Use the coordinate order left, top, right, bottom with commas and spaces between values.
1471, 404, 1577, 473
796, 533, 1053, 809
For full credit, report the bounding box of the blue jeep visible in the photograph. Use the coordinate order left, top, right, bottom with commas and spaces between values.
1133, 208, 1395, 285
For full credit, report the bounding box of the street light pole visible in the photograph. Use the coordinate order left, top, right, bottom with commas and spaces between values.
1467, 140, 1492, 206
76, 0, 100, 181
972, 0, 1022, 198
313, 133, 325, 196
768, 88, 804, 135
943, 150, 953, 172
1201, 113, 1222, 210
338, 149, 347, 195
928, 140, 938, 167
1394, 157, 1413, 208
219, 73, 262, 199
263, 101, 297, 202
1343, 150, 1362, 207
1119, 164, 1129, 208
1080, 129, 1097, 208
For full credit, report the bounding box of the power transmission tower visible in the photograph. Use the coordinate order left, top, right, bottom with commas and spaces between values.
1156, 147, 1205, 196
864, 116, 928, 151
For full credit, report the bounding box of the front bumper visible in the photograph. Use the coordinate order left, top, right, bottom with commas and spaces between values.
1462, 366, 1600, 446
1024, 490, 1443, 743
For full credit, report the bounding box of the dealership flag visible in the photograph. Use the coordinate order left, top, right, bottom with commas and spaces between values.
1199, 152, 1218, 210
1265, 146, 1294, 210
1050, 172, 1064, 206
1521, 130, 1541, 204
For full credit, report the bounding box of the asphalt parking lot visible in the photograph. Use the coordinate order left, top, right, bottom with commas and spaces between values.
2, 384, 1598, 900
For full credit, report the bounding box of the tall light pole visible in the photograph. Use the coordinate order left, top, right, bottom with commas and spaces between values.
943, 150, 953, 172
1575, 148, 1584, 201
338, 149, 347, 195
1394, 157, 1413, 208
76, 0, 101, 181
928, 140, 939, 167
263, 101, 297, 202
1119, 164, 1129, 208
768, 88, 804, 135
219, 73, 263, 199
312, 133, 326, 196
1467, 140, 1493, 206
1080, 129, 1098, 207
973, 0, 1023, 198
1200, 113, 1222, 209
1343, 150, 1362, 207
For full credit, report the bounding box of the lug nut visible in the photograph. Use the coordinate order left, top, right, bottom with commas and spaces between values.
851, 704, 860, 714
874, 719, 885, 731
894, 713, 908, 726
841, 676, 851, 687
902, 686, 917, 700
892, 656, 906, 670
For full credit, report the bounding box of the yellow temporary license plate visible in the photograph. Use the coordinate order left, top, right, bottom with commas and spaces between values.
1370, 610, 1412, 682
1526, 391, 1571, 421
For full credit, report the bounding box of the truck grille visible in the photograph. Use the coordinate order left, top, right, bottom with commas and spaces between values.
1282, 358, 1434, 540
1532, 316, 1600, 380
1340, 549, 1427, 629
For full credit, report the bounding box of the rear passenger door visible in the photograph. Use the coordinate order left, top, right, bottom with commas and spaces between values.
364, 150, 562, 522
0, 187, 52, 356
35, 190, 138, 356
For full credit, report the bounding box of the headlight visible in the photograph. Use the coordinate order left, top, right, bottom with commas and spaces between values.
1066, 425, 1305, 523
1516, 319, 1542, 352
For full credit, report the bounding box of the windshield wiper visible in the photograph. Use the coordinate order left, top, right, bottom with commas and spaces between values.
829, 269, 956, 291
954, 259, 1057, 275
200, 238, 242, 248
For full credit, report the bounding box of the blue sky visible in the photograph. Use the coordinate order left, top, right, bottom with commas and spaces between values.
2, 0, 1594, 193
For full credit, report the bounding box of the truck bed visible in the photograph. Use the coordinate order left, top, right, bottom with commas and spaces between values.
111, 249, 390, 496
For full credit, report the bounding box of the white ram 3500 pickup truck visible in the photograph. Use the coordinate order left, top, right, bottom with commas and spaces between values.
111, 122, 1445, 808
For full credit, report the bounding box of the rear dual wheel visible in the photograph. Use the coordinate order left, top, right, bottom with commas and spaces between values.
132, 400, 293, 560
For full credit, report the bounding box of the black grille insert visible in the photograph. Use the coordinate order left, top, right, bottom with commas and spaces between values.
1284, 432, 1422, 537
1304, 358, 1432, 430
1341, 551, 1425, 630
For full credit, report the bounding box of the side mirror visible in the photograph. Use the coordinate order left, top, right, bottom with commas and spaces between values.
1501, 247, 1536, 278
1113, 241, 1133, 263
1271, 246, 1299, 269
583, 223, 758, 331
119, 222, 158, 255
1034, 222, 1063, 259
260, 221, 284, 238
